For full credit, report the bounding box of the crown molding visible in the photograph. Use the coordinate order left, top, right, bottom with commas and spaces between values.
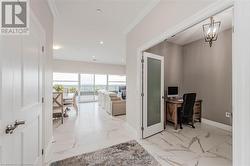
123, 0, 161, 35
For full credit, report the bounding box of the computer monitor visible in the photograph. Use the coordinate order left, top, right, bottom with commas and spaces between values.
168, 87, 178, 97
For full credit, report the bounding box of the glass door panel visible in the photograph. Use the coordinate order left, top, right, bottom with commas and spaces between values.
147, 57, 161, 127
94, 75, 107, 100
143, 52, 164, 138
80, 74, 95, 102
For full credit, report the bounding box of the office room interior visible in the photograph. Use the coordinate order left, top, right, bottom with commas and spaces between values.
145, 7, 232, 129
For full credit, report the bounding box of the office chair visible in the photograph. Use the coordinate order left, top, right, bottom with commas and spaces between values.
178, 93, 196, 129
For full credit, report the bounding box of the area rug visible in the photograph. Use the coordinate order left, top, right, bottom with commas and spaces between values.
50, 140, 160, 166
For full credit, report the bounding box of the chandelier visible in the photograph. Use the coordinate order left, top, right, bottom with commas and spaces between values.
202, 17, 221, 47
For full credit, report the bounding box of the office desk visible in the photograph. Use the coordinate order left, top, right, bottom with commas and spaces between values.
165, 98, 202, 130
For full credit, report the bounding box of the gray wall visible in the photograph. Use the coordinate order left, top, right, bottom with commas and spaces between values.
146, 29, 232, 125
146, 42, 183, 93
183, 29, 232, 125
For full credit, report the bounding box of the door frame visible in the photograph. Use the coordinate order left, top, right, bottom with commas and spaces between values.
30, 9, 46, 165
137, 1, 234, 139
142, 53, 164, 138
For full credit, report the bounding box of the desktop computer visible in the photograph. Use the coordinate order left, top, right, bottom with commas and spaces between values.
167, 86, 179, 98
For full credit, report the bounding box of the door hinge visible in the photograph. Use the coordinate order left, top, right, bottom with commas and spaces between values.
42, 97, 45, 103
141, 126, 144, 131
42, 149, 44, 155
42, 46, 45, 53
141, 93, 144, 97
141, 58, 144, 63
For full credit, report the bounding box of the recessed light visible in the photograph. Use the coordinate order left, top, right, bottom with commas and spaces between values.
53, 45, 61, 50
97, 9, 102, 13
99, 41, 104, 45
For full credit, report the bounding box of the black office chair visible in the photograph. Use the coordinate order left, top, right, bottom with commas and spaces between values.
178, 93, 196, 129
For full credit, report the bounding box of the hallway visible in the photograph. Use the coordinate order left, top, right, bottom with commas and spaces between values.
47, 102, 231, 166
47, 102, 135, 164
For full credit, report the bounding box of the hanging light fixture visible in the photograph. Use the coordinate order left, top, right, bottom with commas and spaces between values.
202, 17, 221, 47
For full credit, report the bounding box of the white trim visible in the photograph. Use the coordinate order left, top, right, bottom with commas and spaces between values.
123, 0, 161, 34
47, 0, 59, 18
136, 0, 234, 139
43, 138, 53, 164
138, 0, 234, 52
202, 118, 232, 132
142, 53, 164, 138
233, 2, 250, 165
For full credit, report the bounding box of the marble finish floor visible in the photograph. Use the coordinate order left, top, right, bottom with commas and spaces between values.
46, 102, 232, 166
139, 124, 232, 166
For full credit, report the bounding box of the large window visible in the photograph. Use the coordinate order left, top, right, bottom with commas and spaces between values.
80, 74, 94, 93
53, 72, 126, 102
53, 72, 78, 92
108, 75, 126, 91
95, 75, 107, 92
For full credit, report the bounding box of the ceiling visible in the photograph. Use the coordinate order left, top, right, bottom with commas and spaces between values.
51, 0, 158, 65
167, 8, 233, 46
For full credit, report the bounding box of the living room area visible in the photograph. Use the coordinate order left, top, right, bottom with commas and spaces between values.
52, 70, 127, 118
50, 60, 130, 163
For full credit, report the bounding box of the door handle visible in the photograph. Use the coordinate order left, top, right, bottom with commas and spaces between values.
5, 120, 25, 134
15, 120, 25, 126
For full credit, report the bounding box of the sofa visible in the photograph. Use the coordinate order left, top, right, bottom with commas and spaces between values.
98, 90, 126, 116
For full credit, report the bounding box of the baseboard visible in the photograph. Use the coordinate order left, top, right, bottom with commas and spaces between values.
44, 138, 53, 162
202, 118, 232, 132
124, 122, 140, 139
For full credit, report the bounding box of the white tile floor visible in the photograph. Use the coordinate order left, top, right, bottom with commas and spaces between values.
46, 102, 232, 166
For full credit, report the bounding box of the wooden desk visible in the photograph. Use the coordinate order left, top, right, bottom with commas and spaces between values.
165, 98, 202, 130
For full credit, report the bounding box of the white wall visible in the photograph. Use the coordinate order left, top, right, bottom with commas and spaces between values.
53, 59, 126, 75
233, 1, 250, 165
126, 0, 217, 136
31, 0, 53, 155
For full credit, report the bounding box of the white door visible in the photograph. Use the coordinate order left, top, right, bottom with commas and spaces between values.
0, 14, 45, 165
142, 52, 164, 138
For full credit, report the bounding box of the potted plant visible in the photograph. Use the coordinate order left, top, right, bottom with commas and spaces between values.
53, 84, 64, 92
69, 87, 78, 95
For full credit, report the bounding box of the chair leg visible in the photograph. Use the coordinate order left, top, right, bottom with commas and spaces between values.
191, 118, 195, 128
179, 112, 183, 129
61, 108, 64, 124
180, 119, 183, 129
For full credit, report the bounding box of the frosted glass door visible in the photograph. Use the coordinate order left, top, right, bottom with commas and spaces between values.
143, 52, 164, 138
147, 57, 161, 127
